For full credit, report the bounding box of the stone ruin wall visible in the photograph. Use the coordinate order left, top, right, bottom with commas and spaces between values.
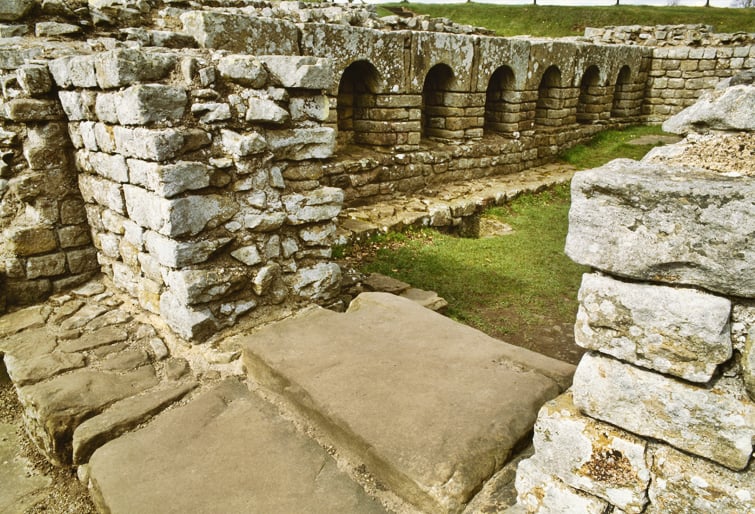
513, 87, 755, 511
1, 1, 754, 344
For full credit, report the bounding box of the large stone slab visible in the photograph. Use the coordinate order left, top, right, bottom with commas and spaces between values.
575, 272, 732, 382
0, 421, 52, 514
662, 84, 755, 135
573, 352, 755, 471
565, 160, 755, 298
88, 380, 387, 514
241, 292, 574, 514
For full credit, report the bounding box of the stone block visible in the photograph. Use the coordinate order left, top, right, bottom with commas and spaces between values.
3, 99, 64, 122
49, 55, 98, 89
17, 64, 53, 96
515, 458, 610, 514
575, 273, 732, 382
216, 55, 267, 87
165, 268, 250, 305
59, 91, 97, 121
92, 122, 116, 152
78, 174, 125, 214
220, 129, 267, 158
124, 185, 238, 237
290, 262, 341, 300
573, 352, 755, 471
23, 122, 70, 170
259, 56, 333, 89
94, 48, 176, 90
566, 161, 755, 298
663, 85, 755, 134
191, 102, 231, 123
647, 443, 754, 514
26, 253, 67, 279
113, 126, 196, 162
289, 95, 329, 122
94, 93, 119, 124
0, 0, 34, 21
5, 226, 58, 256
230, 245, 262, 266
128, 160, 212, 198
143, 231, 231, 268
283, 187, 343, 225
57, 225, 91, 248
266, 128, 335, 161
530, 392, 650, 512
159, 290, 217, 341
246, 97, 289, 124
87, 151, 129, 183
116, 84, 187, 125
66, 248, 99, 274
181, 11, 298, 55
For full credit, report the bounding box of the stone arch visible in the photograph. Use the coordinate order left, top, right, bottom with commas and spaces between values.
421, 63, 455, 139
337, 60, 381, 145
534, 65, 563, 129
484, 65, 517, 135
576, 65, 603, 125
611, 65, 632, 119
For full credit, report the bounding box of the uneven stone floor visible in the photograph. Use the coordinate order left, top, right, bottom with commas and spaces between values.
1, 164, 580, 513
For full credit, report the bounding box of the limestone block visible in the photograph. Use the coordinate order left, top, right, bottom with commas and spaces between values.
59, 91, 97, 121
49, 55, 98, 89
5, 226, 57, 257
573, 353, 755, 471
35, 22, 81, 37
128, 160, 212, 198
230, 245, 262, 266
191, 102, 231, 123
246, 97, 289, 124
3, 99, 65, 122
94, 48, 176, 89
290, 262, 341, 300
566, 161, 755, 298
17, 64, 53, 96
515, 458, 611, 514
124, 185, 238, 237
575, 273, 732, 382
299, 223, 336, 246
220, 129, 266, 157
93, 122, 116, 152
116, 85, 187, 125
78, 174, 125, 214
530, 392, 650, 512
180, 11, 298, 55
216, 55, 267, 87
266, 128, 335, 161
0, 0, 34, 21
87, 151, 129, 183
283, 187, 343, 225
290, 95, 329, 122
94, 93, 119, 124
164, 268, 249, 305
25, 253, 67, 279
159, 290, 217, 341
24, 122, 70, 170
16, 366, 159, 465
243, 212, 286, 232
141, 232, 224, 270
252, 263, 280, 296
57, 225, 91, 248
66, 248, 99, 274
113, 126, 187, 161
647, 443, 754, 514
663, 85, 755, 135
4, 351, 86, 387
259, 56, 333, 89
89, 0, 152, 25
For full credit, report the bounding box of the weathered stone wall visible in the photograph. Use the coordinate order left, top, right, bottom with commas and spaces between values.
514, 85, 755, 513
0, 42, 99, 313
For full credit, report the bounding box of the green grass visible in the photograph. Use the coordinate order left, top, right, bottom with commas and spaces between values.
383, 4, 755, 37
560, 124, 667, 169
350, 125, 670, 354
358, 184, 586, 342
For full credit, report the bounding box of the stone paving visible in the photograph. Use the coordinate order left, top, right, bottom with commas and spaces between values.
1, 165, 579, 513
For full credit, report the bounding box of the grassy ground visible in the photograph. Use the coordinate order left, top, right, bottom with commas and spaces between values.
348, 126, 667, 363
383, 4, 755, 37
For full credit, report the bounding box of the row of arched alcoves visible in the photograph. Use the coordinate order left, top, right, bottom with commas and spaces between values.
336, 60, 640, 145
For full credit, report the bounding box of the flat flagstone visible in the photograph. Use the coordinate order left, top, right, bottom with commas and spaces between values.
87, 380, 388, 514
241, 292, 575, 514
0, 422, 52, 514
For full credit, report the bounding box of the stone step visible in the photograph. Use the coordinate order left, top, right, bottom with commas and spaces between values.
87, 379, 389, 514
239, 292, 575, 514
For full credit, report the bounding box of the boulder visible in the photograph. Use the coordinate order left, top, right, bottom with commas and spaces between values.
663, 85, 755, 135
